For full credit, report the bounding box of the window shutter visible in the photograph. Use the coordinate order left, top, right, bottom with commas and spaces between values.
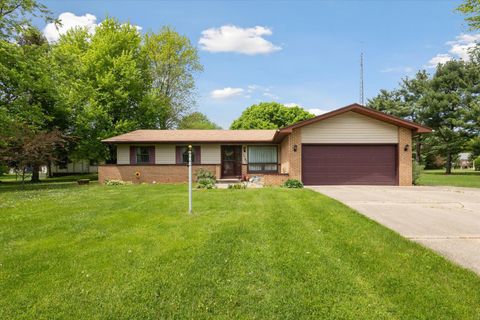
194, 146, 201, 164
148, 146, 155, 164
130, 146, 136, 165
175, 146, 182, 164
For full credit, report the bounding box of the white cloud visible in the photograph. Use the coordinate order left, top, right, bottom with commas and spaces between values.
199, 25, 281, 55
263, 92, 279, 100
425, 33, 480, 68
425, 54, 453, 68
380, 66, 413, 73
43, 12, 142, 43
210, 87, 244, 99
285, 103, 327, 116
306, 108, 327, 116
447, 33, 480, 60
43, 12, 97, 43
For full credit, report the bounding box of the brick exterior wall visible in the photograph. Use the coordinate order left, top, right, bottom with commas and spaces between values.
241, 164, 289, 185
263, 174, 290, 185
288, 128, 302, 180
280, 137, 290, 174
398, 127, 413, 186
99, 165, 220, 184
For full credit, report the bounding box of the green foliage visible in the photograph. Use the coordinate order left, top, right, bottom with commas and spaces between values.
368, 50, 480, 174
228, 183, 247, 189
52, 20, 203, 161
420, 59, 479, 173
230, 102, 314, 129
178, 112, 221, 129
467, 136, 480, 158
368, 71, 430, 163
143, 27, 203, 127
282, 179, 304, 188
474, 156, 480, 171
195, 168, 216, 189
412, 161, 424, 185
0, 164, 8, 176
104, 179, 132, 186
0, 0, 55, 40
456, 0, 480, 30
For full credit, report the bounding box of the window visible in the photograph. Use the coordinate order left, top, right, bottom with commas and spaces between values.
130, 146, 154, 164
176, 146, 201, 164
248, 146, 278, 172
136, 147, 150, 164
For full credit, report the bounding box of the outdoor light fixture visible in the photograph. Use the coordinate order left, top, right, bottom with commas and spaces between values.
243, 146, 246, 153
293, 144, 298, 152
404, 144, 410, 151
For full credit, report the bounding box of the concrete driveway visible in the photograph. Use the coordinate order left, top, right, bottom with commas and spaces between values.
308, 186, 480, 274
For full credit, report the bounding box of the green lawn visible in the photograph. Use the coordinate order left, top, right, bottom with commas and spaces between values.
418, 169, 480, 188
0, 173, 98, 192
1, 184, 480, 319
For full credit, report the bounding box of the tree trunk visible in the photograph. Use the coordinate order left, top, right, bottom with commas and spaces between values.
47, 161, 53, 178
445, 152, 452, 174
31, 164, 40, 183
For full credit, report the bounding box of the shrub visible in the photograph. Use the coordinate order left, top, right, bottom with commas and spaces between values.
228, 183, 247, 189
412, 160, 424, 185
104, 179, 132, 186
282, 179, 303, 188
195, 168, 216, 189
474, 156, 480, 171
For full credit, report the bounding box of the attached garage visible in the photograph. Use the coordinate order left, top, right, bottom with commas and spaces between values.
302, 144, 397, 185
277, 105, 431, 186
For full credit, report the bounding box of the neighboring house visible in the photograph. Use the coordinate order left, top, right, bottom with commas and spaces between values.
100, 104, 431, 186
51, 159, 100, 176
458, 152, 472, 169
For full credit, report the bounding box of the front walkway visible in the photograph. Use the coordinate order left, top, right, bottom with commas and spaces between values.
308, 186, 480, 274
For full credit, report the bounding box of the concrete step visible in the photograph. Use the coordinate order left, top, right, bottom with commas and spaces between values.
216, 178, 242, 184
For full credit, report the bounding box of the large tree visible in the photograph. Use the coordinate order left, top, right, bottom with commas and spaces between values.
420, 59, 480, 174
143, 27, 202, 128
0, 27, 66, 181
230, 102, 314, 129
53, 20, 203, 161
53, 18, 152, 161
178, 112, 220, 129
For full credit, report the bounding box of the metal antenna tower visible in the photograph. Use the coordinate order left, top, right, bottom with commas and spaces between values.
360, 50, 364, 105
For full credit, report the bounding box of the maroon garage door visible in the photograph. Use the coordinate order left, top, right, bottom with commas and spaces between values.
302, 145, 397, 185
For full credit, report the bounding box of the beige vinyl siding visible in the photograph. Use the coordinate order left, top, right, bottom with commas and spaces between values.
301, 111, 398, 144
200, 144, 221, 164
155, 144, 176, 164
117, 145, 130, 164
51, 159, 97, 173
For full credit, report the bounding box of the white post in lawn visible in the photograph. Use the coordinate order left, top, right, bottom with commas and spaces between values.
188, 144, 192, 213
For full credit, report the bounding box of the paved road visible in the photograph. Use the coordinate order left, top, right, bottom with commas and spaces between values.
308, 186, 480, 274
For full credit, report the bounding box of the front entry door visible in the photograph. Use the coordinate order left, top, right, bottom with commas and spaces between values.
221, 145, 242, 178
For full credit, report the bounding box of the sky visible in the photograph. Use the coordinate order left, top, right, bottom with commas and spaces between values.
38, 0, 478, 128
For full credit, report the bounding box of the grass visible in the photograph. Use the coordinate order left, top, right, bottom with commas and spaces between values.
0, 173, 98, 192
1, 183, 480, 319
418, 169, 480, 188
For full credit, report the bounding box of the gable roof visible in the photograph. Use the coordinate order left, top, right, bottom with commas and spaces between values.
278, 103, 432, 134
102, 103, 432, 144
102, 129, 277, 144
